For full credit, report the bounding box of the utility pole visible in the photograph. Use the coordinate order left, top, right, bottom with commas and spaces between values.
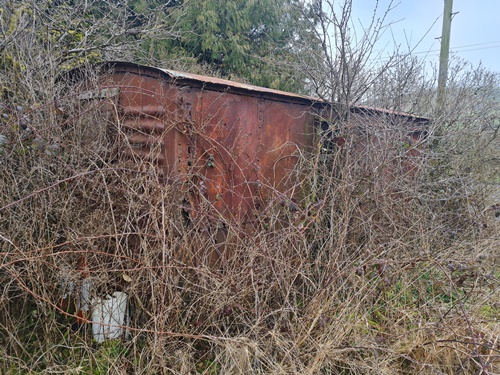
437, 0, 454, 108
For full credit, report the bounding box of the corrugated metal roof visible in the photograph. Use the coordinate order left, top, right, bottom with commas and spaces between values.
156, 68, 318, 102
353, 105, 430, 123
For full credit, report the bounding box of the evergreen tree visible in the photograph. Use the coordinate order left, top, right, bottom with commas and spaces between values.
0, 0, 318, 94
139, 0, 319, 93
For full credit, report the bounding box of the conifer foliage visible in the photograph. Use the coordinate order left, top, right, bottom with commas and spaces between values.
139, 0, 318, 92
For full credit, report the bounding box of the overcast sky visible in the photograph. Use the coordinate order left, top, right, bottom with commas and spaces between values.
350, 0, 500, 73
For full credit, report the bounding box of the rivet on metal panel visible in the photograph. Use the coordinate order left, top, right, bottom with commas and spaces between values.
206, 154, 215, 168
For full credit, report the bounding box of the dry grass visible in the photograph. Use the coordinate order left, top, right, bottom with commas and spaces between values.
1, 76, 499, 375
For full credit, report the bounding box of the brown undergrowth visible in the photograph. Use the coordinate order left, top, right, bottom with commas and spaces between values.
1, 80, 499, 375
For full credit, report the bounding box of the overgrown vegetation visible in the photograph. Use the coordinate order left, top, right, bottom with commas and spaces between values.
1, 0, 499, 374
0, 0, 318, 92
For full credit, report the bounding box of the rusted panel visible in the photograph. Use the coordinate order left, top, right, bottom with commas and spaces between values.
261, 101, 315, 192
346, 111, 426, 180
197, 89, 259, 223
179, 86, 317, 226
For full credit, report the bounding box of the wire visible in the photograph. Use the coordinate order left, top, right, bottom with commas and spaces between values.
371, 41, 500, 62
411, 40, 500, 55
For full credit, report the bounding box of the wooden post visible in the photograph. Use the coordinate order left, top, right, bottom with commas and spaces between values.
437, 0, 454, 109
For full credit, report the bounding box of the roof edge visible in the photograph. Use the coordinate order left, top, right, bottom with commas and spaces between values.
101, 61, 321, 105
